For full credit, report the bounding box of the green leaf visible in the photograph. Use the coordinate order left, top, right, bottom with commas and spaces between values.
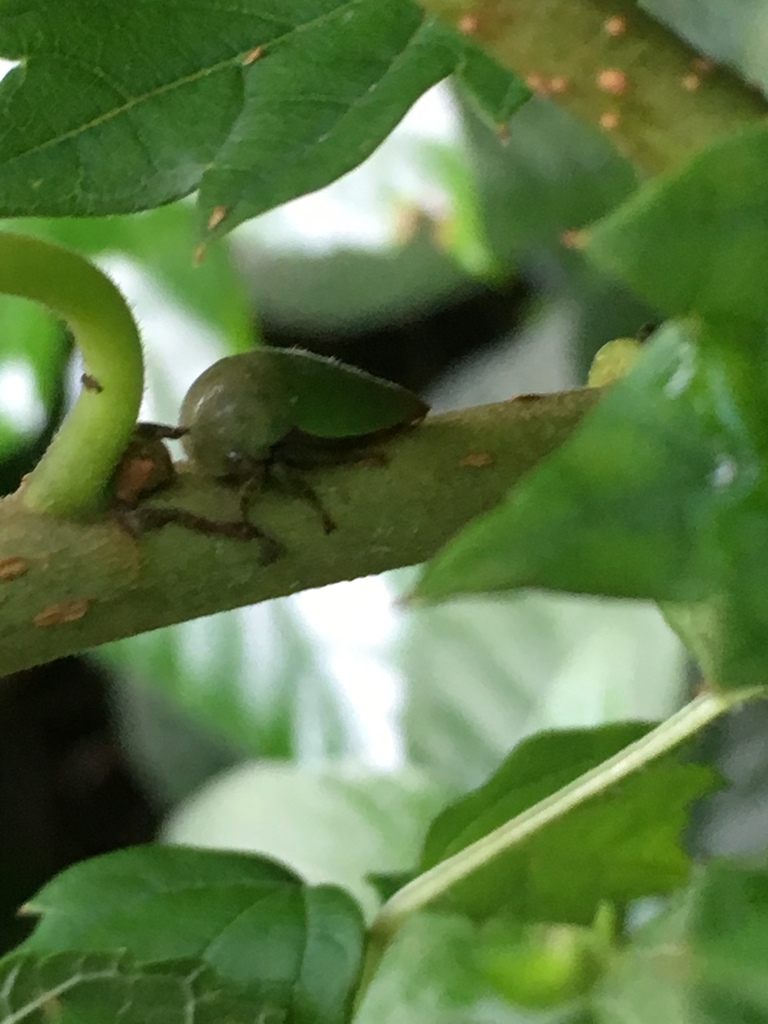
419, 722, 717, 924
236, 96, 490, 332
196, 8, 528, 240
477, 919, 605, 1010
586, 125, 768, 322
454, 39, 531, 124
356, 913, 525, 1024
358, 912, 591, 1024
594, 861, 768, 1023
462, 91, 636, 263
0, 0, 527, 236
690, 861, 768, 1020
402, 587, 686, 792
0, 0, 241, 213
163, 762, 447, 917
592, 889, 693, 1024
21, 845, 365, 1024
0, 950, 279, 1024
366, 872, 414, 904
414, 318, 768, 688
416, 320, 722, 605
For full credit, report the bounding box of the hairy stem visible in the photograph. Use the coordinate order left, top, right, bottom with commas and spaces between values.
0, 390, 597, 674
0, 233, 144, 517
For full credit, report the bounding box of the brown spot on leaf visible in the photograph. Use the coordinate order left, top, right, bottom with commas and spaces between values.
242, 45, 264, 64
207, 205, 228, 231
691, 56, 715, 75
560, 228, 586, 250
34, 598, 90, 627
41, 995, 62, 1021
681, 72, 701, 91
547, 75, 569, 94
603, 15, 626, 36
458, 13, 478, 34
525, 73, 547, 94
599, 110, 621, 130
459, 451, 494, 468
597, 68, 628, 95
0, 556, 28, 581
526, 74, 569, 96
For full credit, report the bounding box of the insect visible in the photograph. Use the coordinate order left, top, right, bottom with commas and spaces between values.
118, 346, 428, 562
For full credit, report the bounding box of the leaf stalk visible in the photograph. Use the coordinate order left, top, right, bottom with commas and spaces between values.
357, 686, 762, 1006
0, 233, 144, 518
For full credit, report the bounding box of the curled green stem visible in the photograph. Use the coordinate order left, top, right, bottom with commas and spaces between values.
0, 233, 144, 518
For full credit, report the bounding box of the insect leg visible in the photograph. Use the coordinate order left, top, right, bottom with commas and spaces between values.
122, 504, 284, 565
133, 422, 189, 442
268, 462, 337, 534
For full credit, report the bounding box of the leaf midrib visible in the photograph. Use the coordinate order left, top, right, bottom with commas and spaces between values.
0, 0, 366, 166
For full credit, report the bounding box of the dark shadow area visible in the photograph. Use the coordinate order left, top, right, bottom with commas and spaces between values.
0, 658, 158, 951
